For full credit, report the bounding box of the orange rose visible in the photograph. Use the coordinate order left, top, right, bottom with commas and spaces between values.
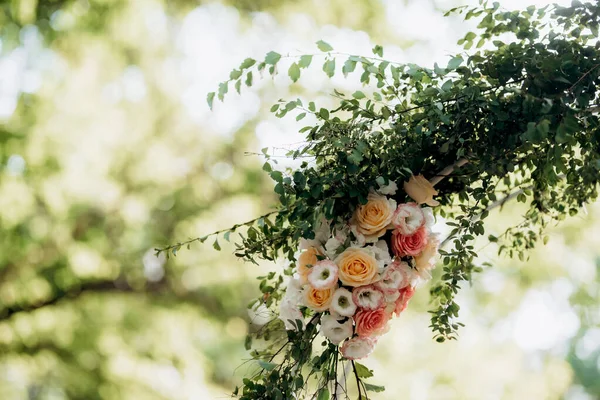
304, 286, 334, 311
335, 248, 379, 287
297, 247, 321, 283
403, 175, 439, 206
352, 193, 396, 241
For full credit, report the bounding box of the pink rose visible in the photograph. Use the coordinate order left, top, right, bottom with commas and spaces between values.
391, 226, 428, 257
394, 286, 416, 316
354, 308, 391, 337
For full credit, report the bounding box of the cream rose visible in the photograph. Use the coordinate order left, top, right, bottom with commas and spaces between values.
303, 286, 334, 312
297, 247, 322, 283
403, 175, 439, 206
335, 247, 379, 287
352, 192, 396, 242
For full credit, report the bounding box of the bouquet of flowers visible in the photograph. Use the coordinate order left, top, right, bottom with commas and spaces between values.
279, 175, 441, 360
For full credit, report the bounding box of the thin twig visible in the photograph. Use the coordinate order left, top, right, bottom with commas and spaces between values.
568, 63, 600, 93
154, 209, 282, 256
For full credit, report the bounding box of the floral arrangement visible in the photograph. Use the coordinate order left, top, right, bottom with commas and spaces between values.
280, 176, 440, 361
156, 1, 600, 398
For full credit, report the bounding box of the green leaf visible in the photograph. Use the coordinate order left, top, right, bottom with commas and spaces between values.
218, 82, 228, 100
323, 58, 336, 77
245, 71, 253, 87
265, 51, 281, 65
229, 69, 242, 80
364, 383, 385, 393
207, 92, 215, 109
447, 56, 464, 70
319, 108, 329, 120
372, 44, 384, 57
288, 62, 301, 82
343, 58, 357, 76
299, 55, 313, 68
257, 360, 277, 371
316, 40, 333, 52
213, 239, 221, 251
296, 112, 306, 121
240, 58, 256, 69
316, 388, 330, 400
352, 91, 366, 99
354, 362, 373, 378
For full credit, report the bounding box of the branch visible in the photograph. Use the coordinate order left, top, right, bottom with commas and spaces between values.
430, 158, 470, 187
0, 279, 168, 322
351, 361, 364, 400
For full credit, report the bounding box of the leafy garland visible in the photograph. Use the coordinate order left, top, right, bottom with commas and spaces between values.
157, 1, 600, 398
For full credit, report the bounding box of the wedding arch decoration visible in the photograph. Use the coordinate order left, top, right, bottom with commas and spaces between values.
157, 1, 600, 398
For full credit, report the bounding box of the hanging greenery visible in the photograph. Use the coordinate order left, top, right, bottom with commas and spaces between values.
157, 1, 600, 398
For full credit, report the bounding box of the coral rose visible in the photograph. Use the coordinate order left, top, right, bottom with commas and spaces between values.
304, 286, 334, 312
352, 192, 396, 242
354, 308, 391, 337
335, 248, 379, 287
391, 226, 428, 257
297, 247, 322, 283
404, 175, 439, 207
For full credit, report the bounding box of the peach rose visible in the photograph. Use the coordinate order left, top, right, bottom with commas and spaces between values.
335, 248, 379, 287
354, 308, 391, 337
352, 192, 396, 242
414, 233, 440, 278
394, 285, 415, 316
304, 286, 334, 312
403, 175, 439, 207
297, 247, 322, 283
391, 226, 428, 257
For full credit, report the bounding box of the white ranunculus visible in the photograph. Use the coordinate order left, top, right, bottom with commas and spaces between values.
320, 314, 353, 345
331, 287, 357, 317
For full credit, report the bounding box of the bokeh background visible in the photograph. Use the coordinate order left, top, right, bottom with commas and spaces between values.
0, 0, 599, 399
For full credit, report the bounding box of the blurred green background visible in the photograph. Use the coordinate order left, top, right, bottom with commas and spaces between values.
0, 0, 598, 399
